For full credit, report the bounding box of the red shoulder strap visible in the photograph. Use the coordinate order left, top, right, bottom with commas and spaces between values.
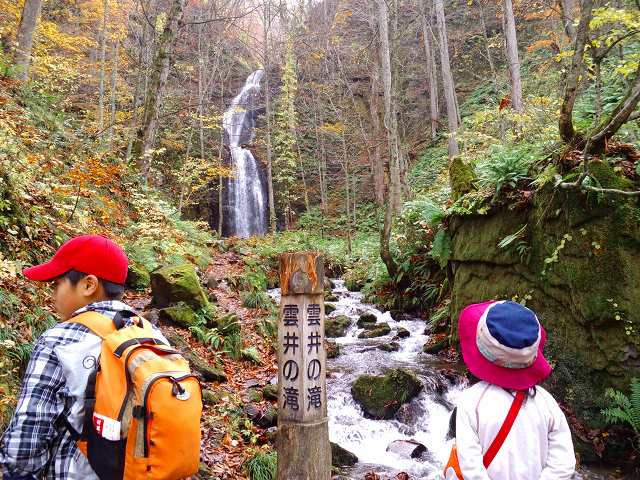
482, 390, 526, 468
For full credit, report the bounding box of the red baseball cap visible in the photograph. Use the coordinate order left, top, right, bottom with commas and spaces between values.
23, 235, 129, 284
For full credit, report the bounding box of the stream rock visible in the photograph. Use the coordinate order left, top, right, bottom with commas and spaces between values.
331, 442, 358, 467
423, 336, 449, 354
386, 439, 427, 459
394, 327, 411, 339
326, 315, 351, 337
358, 322, 391, 339
378, 342, 400, 352
326, 339, 340, 358
325, 303, 337, 314
351, 369, 423, 419
357, 312, 377, 327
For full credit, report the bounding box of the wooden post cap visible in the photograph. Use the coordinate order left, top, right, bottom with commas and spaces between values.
279, 252, 324, 295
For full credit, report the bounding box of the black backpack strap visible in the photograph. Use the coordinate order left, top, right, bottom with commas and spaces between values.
81, 366, 99, 440
112, 310, 138, 330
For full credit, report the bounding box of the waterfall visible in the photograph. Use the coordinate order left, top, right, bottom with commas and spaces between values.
222, 70, 268, 237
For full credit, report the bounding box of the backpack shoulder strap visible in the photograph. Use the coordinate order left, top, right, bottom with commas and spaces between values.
482, 390, 526, 468
66, 311, 118, 339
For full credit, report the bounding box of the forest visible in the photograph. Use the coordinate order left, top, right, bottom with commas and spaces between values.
0, 0, 639, 478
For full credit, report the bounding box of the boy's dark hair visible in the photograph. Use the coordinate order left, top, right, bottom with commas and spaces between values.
64, 269, 125, 300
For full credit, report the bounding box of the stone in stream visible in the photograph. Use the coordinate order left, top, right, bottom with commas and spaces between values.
394, 327, 411, 339
326, 293, 339, 302
386, 439, 427, 459
325, 315, 352, 337
357, 312, 377, 327
358, 322, 391, 339
325, 303, 337, 314
351, 369, 423, 419
325, 339, 340, 358
378, 342, 400, 352
423, 335, 449, 354
331, 442, 359, 467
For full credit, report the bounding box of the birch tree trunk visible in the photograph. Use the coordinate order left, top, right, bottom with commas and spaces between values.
420, 0, 439, 141
369, 67, 385, 206
132, 0, 186, 183
559, 0, 576, 40
108, 38, 119, 148
502, 0, 523, 112
263, 0, 276, 232
434, 0, 459, 157
14, 0, 43, 81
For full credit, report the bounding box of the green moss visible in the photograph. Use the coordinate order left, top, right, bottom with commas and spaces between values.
325, 315, 351, 338
351, 369, 423, 419
158, 302, 199, 327
449, 156, 477, 200
358, 323, 391, 338
126, 263, 150, 291
150, 263, 210, 310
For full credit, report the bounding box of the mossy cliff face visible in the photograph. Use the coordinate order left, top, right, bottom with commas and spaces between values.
449, 164, 640, 445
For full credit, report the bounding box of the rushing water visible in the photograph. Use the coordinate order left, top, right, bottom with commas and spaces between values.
222, 70, 267, 237
269, 281, 616, 479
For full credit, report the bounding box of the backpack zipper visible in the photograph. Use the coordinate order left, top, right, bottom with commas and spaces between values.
140, 373, 198, 457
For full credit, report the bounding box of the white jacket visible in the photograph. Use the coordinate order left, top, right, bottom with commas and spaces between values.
454, 381, 575, 480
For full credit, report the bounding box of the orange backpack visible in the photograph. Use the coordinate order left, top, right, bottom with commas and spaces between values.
67, 310, 202, 480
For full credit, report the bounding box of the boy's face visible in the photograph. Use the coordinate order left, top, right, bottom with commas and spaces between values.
52, 274, 103, 320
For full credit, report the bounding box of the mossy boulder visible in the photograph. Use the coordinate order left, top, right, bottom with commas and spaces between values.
357, 313, 377, 327
358, 322, 391, 339
326, 293, 339, 302
331, 442, 358, 467
126, 263, 150, 291
378, 342, 400, 352
325, 303, 337, 315
449, 156, 477, 200
325, 315, 351, 337
158, 302, 199, 328
394, 327, 410, 339
151, 263, 210, 310
449, 181, 640, 460
423, 337, 448, 354
351, 369, 423, 419
263, 384, 278, 401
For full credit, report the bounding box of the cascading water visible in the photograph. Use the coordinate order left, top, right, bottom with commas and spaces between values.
268, 281, 613, 479
222, 70, 268, 238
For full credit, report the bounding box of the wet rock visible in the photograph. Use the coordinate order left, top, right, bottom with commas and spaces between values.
394, 327, 410, 339
351, 369, 423, 419
262, 384, 278, 401
244, 403, 278, 429
142, 308, 160, 326
357, 312, 377, 327
386, 440, 426, 459
326, 293, 339, 302
126, 264, 150, 291
423, 336, 449, 355
325, 303, 337, 314
185, 352, 227, 383
358, 322, 391, 339
378, 342, 400, 352
331, 442, 358, 467
326, 339, 340, 358
151, 263, 210, 310
326, 315, 351, 337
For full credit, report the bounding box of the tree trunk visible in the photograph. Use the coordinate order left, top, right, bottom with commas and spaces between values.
420, 0, 439, 141
558, 0, 576, 40
263, 1, 276, 232
479, 0, 499, 96
14, 0, 43, 81
108, 38, 119, 148
376, 0, 402, 213
559, 0, 594, 144
369, 69, 385, 206
98, 0, 109, 139
132, 0, 186, 182
380, 196, 397, 279
434, 0, 459, 157
502, 0, 523, 112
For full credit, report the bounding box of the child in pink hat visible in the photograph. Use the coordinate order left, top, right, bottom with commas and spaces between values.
445, 300, 575, 479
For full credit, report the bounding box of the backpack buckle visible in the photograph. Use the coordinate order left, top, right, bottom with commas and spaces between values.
132, 405, 146, 419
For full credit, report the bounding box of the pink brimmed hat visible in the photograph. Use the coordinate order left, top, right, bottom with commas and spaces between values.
458, 300, 552, 390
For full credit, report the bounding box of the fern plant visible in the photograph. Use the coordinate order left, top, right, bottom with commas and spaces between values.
601, 378, 640, 447
188, 325, 223, 349
245, 450, 277, 480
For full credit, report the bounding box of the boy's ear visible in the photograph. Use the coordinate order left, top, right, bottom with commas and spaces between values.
81, 274, 100, 297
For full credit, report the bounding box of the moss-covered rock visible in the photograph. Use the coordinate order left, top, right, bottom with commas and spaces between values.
158, 302, 199, 327
325, 315, 351, 337
358, 322, 391, 339
357, 313, 377, 327
326, 293, 339, 302
449, 182, 640, 460
202, 388, 222, 406
331, 442, 358, 467
423, 337, 448, 354
126, 263, 150, 291
394, 327, 410, 339
263, 384, 278, 401
151, 263, 210, 310
351, 369, 423, 419
325, 303, 337, 314
378, 342, 400, 352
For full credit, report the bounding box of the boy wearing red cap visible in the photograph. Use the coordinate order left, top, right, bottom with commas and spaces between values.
0, 235, 165, 479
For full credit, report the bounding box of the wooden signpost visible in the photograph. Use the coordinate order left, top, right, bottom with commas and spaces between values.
276, 252, 331, 479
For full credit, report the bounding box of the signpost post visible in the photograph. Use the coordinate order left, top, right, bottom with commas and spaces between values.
276, 252, 331, 479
